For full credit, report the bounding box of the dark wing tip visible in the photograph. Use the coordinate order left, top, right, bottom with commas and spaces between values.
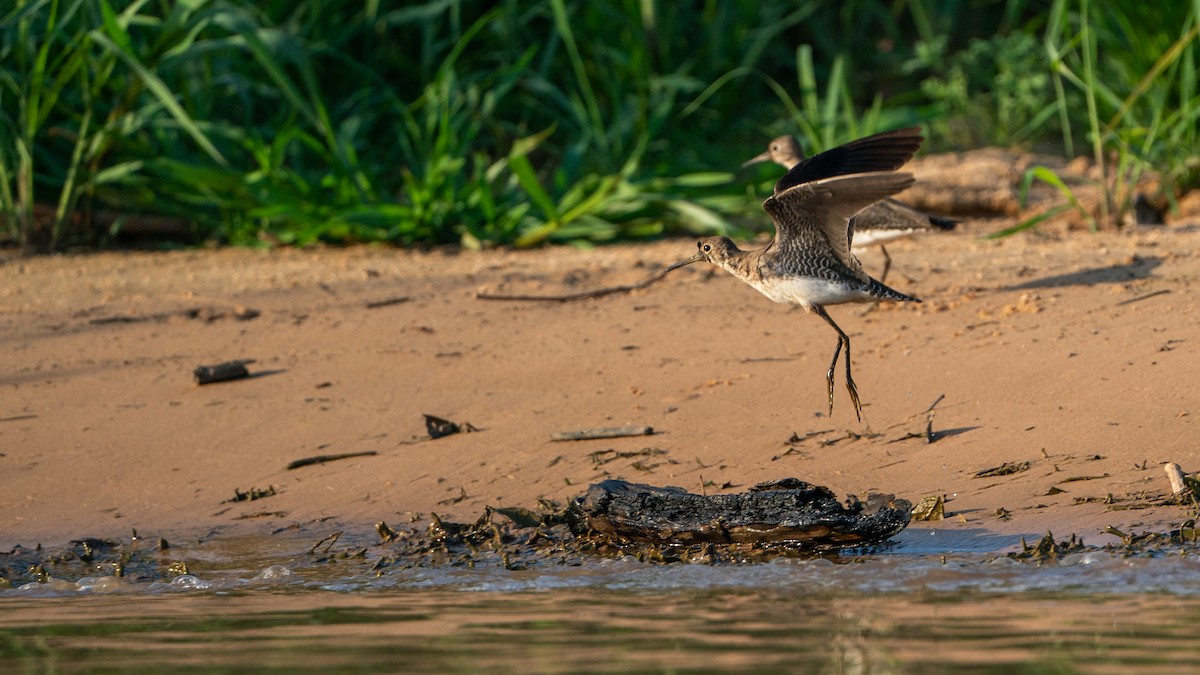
773, 126, 925, 195
929, 214, 958, 230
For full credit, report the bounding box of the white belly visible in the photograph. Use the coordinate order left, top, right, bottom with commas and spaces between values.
753, 276, 868, 310
852, 228, 916, 248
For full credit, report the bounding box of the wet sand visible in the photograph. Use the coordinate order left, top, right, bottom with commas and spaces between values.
1, 220, 1197, 550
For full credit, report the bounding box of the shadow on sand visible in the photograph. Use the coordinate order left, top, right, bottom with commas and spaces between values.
931, 426, 980, 442
1004, 255, 1161, 291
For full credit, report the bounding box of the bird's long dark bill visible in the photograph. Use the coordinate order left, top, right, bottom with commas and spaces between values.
666, 252, 705, 272
741, 150, 771, 168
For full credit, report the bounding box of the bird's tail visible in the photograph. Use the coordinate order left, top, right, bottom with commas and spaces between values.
866, 278, 921, 303
929, 214, 958, 230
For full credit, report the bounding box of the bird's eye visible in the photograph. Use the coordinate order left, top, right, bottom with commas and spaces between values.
702, 244, 712, 252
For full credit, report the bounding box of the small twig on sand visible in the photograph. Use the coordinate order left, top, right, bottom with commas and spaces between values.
92, 306, 261, 325
552, 425, 655, 441
364, 296, 410, 309
924, 394, 946, 414
921, 394, 946, 443
476, 268, 671, 302
888, 394, 945, 443
287, 451, 377, 470
974, 461, 1030, 478
309, 531, 341, 555
1055, 473, 1109, 483
1115, 289, 1170, 307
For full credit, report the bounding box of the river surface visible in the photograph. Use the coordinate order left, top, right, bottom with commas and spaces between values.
4, 528, 1200, 672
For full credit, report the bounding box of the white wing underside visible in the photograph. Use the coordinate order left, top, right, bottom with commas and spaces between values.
851, 227, 918, 248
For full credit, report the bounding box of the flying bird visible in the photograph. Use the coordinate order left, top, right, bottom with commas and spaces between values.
669, 127, 926, 420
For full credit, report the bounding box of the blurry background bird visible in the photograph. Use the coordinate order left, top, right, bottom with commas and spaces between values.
745, 134, 957, 281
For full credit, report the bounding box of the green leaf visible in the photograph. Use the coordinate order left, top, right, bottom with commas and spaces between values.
664, 172, 735, 188
92, 160, 145, 184
89, 31, 228, 166
1019, 165, 1096, 230
983, 204, 1071, 239
509, 154, 559, 224
508, 127, 561, 243
667, 199, 730, 235
561, 175, 619, 223
514, 221, 559, 248
97, 0, 133, 55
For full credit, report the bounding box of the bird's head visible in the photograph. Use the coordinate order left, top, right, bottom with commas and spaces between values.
666, 236, 740, 273
742, 135, 804, 169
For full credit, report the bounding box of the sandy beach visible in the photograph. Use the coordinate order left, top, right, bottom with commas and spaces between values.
2, 215, 1197, 550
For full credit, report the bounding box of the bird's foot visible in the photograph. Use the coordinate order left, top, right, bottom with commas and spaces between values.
825, 369, 837, 418
845, 375, 863, 422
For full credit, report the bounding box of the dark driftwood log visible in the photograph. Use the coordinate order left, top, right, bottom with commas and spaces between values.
573, 478, 911, 548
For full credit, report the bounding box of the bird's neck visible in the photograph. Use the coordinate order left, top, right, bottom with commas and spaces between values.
716, 246, 760, 281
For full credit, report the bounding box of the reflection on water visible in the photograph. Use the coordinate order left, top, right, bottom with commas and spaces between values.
4, 534, 1200, 672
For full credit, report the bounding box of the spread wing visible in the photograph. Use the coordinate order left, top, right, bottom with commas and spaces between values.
773, 127, 923, 195
763, 172, 916, 277
853, 198, 959, 232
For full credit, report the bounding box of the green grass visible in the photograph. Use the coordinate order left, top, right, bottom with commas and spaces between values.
986, 0, 1200, 236
1, 0, 1197, 251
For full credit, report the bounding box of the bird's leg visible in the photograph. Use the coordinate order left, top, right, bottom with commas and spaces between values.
815, 306, 863, 422
824, 333, 843, 417
878, 245, 893, 283
859, 246, 893, 316
842, 334, 862, 420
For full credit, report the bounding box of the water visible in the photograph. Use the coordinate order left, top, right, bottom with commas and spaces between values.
4, 530, 1200, 672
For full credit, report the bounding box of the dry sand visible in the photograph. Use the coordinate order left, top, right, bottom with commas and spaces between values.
2, 219, 1197, 551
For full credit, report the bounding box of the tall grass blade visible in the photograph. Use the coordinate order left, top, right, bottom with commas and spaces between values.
984, 204, 1071, 239
1106, 23, 1200, 131
89, 31, 228, 166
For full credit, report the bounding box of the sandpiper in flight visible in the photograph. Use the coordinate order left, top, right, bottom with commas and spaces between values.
668, 127, 926, 420
744, 134, 956, 281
